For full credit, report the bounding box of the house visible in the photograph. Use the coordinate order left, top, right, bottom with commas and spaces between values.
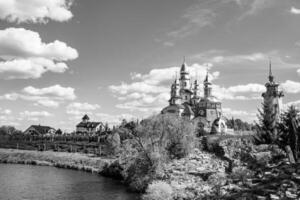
76, 114, 103, 135
23, 125, 56, 136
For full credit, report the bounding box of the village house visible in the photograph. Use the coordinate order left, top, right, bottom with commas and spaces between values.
23, 125, 56, 136
76, 114, 103, 135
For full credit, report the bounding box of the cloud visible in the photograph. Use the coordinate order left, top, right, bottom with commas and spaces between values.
290, 7, 300, 14
281, 80, 300, 94
227, 83, 265, 93
109, 63, 219, 112
222, 107, 257, 122
0, 84, 76, 108
167, 5, 216, 38
0, 28, 78, 79
23, 85, 76, 100
0, 0, 73, 23
20, 111, 52, 121
192, 50, 300, 70
95, 113, 136, 125
66, 102, 101, 115
297, 69, 300, 76
0, 108, 12, 115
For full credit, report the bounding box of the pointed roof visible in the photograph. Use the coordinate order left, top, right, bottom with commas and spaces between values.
268, 59, 274, 83
82, 114, 90, 121
180, 56, 188, 73
204, 68, 211, 85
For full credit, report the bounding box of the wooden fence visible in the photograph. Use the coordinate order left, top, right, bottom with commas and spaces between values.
0, 134, 110, 155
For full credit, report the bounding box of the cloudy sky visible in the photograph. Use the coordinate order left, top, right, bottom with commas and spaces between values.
0, 0, 299, 131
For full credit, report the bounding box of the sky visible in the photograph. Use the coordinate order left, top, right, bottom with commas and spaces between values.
0, 0, 299, 132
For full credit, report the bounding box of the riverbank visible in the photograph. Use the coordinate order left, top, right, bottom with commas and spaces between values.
0, 148, 115, 173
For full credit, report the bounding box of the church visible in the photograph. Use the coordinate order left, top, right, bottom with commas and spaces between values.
161, 59, 227, 134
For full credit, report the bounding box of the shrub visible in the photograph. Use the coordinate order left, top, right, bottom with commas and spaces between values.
142, 181, 173, 200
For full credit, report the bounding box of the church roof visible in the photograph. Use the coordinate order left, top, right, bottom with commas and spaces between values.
24, 125, 55, 135
82, 114, 90, 120
76, 121, 102, 128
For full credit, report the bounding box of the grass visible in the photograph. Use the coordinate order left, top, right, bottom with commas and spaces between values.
0, 148, 115, 173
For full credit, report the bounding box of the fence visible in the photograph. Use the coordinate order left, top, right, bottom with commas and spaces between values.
0, 134, 109, 156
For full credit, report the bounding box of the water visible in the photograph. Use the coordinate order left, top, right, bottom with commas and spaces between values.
0, 164, 140, 200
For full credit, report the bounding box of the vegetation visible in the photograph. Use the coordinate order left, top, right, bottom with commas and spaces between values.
118, 114, 196, 191
278, 106, 300, 161
142, 181, 173, 200
254, 102, 281, 144
255, 104, 300, 162
226, 118, 254, 131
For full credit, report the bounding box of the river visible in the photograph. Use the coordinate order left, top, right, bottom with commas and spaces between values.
0, 164, 140, 200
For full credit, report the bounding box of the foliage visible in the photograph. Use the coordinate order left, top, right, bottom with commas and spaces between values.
106, 132, 121, 155
254, 103, 281, 144
278, 106, 300, 161
55, 129, 63, 135
0, 126, 22, 136
142, 181, 173, 200
119, 114, 196, 191
226, 118, 253, 131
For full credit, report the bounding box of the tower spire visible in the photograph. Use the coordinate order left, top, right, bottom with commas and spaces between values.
268, 58, 274, 82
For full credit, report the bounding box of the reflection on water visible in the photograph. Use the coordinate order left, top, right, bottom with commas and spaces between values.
0, 164, 140, 200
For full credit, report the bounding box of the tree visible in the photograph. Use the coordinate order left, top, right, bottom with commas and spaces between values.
0, 126, 22, 136
55, 129, 63, 135
254, 103, 280, 144
119, 114, 196, 191
278, 106, 300, 161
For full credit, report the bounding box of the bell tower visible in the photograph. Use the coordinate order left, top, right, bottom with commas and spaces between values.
262, 60, 284, 127
179, 57, 190, 90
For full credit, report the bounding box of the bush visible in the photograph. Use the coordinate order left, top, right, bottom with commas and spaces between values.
118, 114, 196, 192
142, 181, 173, 200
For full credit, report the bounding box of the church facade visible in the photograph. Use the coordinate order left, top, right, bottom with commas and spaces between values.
161, 60, 227, 134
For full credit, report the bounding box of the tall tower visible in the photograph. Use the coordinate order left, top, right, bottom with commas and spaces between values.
169, 79, 181, 105
262, 60, 284, 127
203, 70, 212, 98
191, 79, 200, 105
179, 57, 190, 90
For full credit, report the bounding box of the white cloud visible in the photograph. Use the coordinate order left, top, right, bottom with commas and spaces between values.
19, 110, 52, 122
19, 111, 52, 122
0, 108, 12, 115
23, 85, 76, 100
227, 83, 265, 93
95, 113, 136, 125
34, 99, 60, 108
0, 85, 76, 108
290, 7, 300, 14
168, 6, 216, 38
109, 63, 219, 112
66, 102, 101, 115
0, 28, 78, 79
0, 0, 73, 23
281, 80, 300, 94
222, 107, 257, 122
297, 69, 300, 76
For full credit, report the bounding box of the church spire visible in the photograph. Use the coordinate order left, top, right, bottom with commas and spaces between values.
268, 58, 274, 83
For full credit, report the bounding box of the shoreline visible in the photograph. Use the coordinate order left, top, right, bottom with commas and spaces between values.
0, 148, 116, 174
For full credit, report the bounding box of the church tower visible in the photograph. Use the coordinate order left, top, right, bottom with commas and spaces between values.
169, 79, 181, 105
191, 79, 200, 105
203, 71, 212, 98
262, 61, 284, 127
179, 57, 190, 90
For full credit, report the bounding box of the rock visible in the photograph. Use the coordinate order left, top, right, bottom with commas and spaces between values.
270, 194, 280, 200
